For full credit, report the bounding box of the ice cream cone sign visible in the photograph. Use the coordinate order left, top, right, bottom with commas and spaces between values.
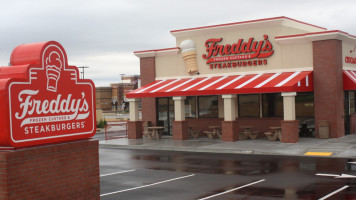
180, 40, 199, 75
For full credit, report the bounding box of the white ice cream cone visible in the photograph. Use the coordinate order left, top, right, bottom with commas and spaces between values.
180, 40, 199, 74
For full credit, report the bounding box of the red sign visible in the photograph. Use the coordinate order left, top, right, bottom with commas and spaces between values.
0, 41, 96, 147
345, 56, 356, 64
202, 35, 274, 69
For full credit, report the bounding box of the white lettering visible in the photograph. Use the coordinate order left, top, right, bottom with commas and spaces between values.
14, 90, 89, 121
23, 121, 86, 134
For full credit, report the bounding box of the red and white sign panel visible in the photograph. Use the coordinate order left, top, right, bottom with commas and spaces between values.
0, 41, 96, 148
127, 71, 313, 98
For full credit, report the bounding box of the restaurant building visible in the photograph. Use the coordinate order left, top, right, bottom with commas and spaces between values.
126, 16, 356, 143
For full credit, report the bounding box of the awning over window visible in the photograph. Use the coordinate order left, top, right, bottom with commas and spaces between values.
127, 71, 313, 98
344, 70, 356, 90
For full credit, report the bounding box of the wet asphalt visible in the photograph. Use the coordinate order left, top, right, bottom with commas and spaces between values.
99, 148, 356, 200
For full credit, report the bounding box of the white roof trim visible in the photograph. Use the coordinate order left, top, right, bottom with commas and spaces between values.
170, 17, 326, 38
275, 31, 356, 45
134, 48, 180, 58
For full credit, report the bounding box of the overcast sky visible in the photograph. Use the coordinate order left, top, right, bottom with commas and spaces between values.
1, 0, 355, 86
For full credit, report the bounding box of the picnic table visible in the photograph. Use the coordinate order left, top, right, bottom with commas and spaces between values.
188, 127, 200, 138
265, 126, 282, 141
239, 126, 259, 140
147, 126, 164, 139
203, 126, 222, 139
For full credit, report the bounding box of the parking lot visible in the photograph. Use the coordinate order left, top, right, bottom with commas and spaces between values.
99, 148, 356, 200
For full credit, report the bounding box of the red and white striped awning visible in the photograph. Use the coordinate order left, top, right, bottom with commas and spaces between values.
344, 70, 356, 90
127, 71, 313, 98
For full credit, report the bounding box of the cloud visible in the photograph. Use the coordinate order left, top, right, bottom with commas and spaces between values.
0, 0, 356, 86
70, 52, 140, 86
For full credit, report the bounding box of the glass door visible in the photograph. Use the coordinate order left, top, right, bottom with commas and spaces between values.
344, 91, 353, 135
157, 97, 174, 135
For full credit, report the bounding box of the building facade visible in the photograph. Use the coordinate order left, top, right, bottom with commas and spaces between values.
96, 75, 140, 111
127, 17, 356, 143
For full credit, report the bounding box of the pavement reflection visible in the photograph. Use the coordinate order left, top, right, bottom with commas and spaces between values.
101, 149, 356, 199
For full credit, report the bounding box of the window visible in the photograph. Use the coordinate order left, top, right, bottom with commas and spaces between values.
350, 91, 355, 114
238, 94, 260, 118
295, 92, 314, 120
198, 96, 218, 118
262, 93, 283, 117
185, 96, 196, 117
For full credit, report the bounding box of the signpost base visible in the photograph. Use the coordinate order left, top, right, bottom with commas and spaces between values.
0, 139, 100, 200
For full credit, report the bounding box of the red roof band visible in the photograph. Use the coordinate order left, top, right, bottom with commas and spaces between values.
127, 71, 313, 98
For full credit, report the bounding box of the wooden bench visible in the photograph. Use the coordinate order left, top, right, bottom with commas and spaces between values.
239, 130, 259, 140
143, 131, 153, 139
203, 131, 215, 139
248, 131, 259, 140
239, 131, 249, 140
264, 132, 280, 141
188, 127, 200, 138
143, 121, 153, 139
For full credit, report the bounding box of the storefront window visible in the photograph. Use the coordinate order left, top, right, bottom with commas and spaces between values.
295, 92, 314, 121
198, 96, 218, 118
262, 93, 283, 117
350, 91, 356, 114
185, 96, 196, 117
238, 94, 260, 118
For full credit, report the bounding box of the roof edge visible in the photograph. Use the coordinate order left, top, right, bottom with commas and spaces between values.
134, 47, 180, 58
170, 16, 327, 35
275, 30, 356, 44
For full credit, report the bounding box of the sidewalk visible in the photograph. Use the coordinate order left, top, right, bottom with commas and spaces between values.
99, 134, 356, 158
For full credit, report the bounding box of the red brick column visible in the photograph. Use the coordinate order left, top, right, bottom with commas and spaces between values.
140, 57, 157, 125
313, 39, 344, 138
281, 120, 299, 143
128, 121, 143, 139
0, 140, 100, 200
222, 121, 239, 142
173, 121, 188, 140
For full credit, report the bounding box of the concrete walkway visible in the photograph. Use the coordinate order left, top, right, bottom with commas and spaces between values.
99, 134, 356, 158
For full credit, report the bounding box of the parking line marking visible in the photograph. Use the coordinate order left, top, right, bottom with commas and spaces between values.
100, 174, 195, 197
100, 169, 136, 177
304, 152, 333, 156
315, 173, 339, 177
319, 185, 349, 200
198, 179, 265, 200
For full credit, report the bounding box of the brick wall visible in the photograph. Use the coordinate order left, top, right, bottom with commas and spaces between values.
236, 118, 283, 134
186, 118, 224, 132
313, 39, 344, 138
128, 121, 143, 139
281, 120, 299, 143
140, 57, 157, 125
0, 140, 100, 200
140, 57, 156, 86
186, 117, 282, 138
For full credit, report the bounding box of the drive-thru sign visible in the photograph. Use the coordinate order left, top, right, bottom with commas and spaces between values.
0, 41, 96, 147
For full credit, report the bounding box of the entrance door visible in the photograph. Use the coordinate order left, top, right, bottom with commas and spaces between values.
345, 91, 352, 135
157, 97, 174, 135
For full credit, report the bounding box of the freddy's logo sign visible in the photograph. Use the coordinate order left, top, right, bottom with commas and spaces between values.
346, 45, 356, 64
202, 35, 274, 69
0, 41, 96, 147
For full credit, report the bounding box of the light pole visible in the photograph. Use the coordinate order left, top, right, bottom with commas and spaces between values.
78, 66, 89, 79
120, 74, 125, 112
